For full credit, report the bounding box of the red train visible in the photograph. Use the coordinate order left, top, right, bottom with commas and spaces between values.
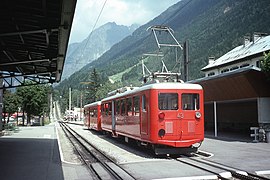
84, 82, 204, 155
84, 101, 101, 131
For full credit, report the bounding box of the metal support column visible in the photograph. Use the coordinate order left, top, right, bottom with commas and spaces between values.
214, 101, 218, 137
183, 40, 189, 82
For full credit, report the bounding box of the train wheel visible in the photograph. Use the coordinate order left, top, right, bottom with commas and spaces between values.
136, 140, 142, 147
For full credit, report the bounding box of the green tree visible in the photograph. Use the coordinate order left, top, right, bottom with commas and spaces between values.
85, 68, 101, 103
95, 81, 123, 100
3, 90, 19, 123
16, 81, 50, 125
261, 51, 270, 73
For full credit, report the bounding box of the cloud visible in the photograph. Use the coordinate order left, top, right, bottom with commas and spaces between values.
69, 0, 180, 44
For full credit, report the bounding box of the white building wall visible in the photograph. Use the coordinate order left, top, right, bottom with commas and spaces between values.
204, 56, 262, 77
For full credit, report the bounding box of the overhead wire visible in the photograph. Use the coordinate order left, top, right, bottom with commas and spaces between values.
74, 0, 108, 68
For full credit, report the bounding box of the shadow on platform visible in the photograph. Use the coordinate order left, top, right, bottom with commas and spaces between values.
0, 137, 64, 180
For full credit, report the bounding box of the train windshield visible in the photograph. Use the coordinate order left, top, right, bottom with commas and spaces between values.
182, 93, 200, 110
158, 93, 178, 110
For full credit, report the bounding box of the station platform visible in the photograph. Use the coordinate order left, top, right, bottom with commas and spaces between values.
0, 123, 90, 180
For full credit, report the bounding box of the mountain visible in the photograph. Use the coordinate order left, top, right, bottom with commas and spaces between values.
61, 22, 139, 80
55, 0, 270, 104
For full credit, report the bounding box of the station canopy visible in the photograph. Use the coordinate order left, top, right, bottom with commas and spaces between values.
193, 67, 270, 102
0, 0, 77, 88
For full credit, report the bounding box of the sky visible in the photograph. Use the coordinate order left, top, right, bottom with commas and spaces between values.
69, 0, 180, 44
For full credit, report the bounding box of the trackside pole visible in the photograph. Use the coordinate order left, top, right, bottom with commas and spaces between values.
214, 101, 218, 137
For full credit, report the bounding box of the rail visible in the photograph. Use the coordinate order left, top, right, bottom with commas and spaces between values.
174, 154, 269, 180
59, 121, 135, 180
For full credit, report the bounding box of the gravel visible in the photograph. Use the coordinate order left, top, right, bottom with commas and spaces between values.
55, 122, 83, 164
65, 123, 160, 165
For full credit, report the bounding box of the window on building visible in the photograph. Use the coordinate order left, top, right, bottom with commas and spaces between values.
240, 63, 250, 68
256, 60, 261, 68
207, 72, 215, 76
158, 93, 178, 110
182, 93, 200, 110
221, 68, 229, 73
230, 66, 239, 71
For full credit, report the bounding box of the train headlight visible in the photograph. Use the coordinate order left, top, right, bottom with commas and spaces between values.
195, 112, 201, 119
158, 112, 165, 120
158, 129, 165, 137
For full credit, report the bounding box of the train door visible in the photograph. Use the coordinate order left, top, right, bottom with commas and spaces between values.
141, 93, 149, 135
180, 93, 200, 138
85, 109, 90, 129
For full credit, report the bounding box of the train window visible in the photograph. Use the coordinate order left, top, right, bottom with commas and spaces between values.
127, 98, 132, 116
93, 109, 97, 117
108, 102, 112, 115
142, 95, 146, 111
105, 103, 111, 115
158, 93, 178, 110
121, 99, 126, 115
101, 104, 105, 116
182, 93, 200, 110
133, 96, 140, 116
116, 100, 121, 115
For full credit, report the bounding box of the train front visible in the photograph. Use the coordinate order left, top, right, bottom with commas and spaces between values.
149, 83, 204, 155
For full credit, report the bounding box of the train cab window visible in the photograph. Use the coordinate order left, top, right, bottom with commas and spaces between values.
158, 93, 178, 110
133, 96, 140, 116
182, 93, 200, 110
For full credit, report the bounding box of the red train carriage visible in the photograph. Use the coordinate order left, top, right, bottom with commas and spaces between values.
83, 101, 102, 131
100, 82, 204, 155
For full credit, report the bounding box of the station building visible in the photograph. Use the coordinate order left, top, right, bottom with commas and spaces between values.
193, 33, 270, 138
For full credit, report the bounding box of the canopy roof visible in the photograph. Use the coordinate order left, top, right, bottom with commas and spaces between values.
0, 0, 77, 88
192, 67, 270, 102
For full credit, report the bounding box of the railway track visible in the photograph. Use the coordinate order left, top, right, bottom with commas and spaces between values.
174, 155, 269, 180
62, 122, 269, 180
59, 121, 135, 180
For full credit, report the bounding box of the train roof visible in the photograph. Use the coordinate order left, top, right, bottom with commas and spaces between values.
84, 101, 101, 108
102, 82, 202, 102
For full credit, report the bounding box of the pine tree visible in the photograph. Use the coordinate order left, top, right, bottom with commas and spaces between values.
85, 68, 101, 103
